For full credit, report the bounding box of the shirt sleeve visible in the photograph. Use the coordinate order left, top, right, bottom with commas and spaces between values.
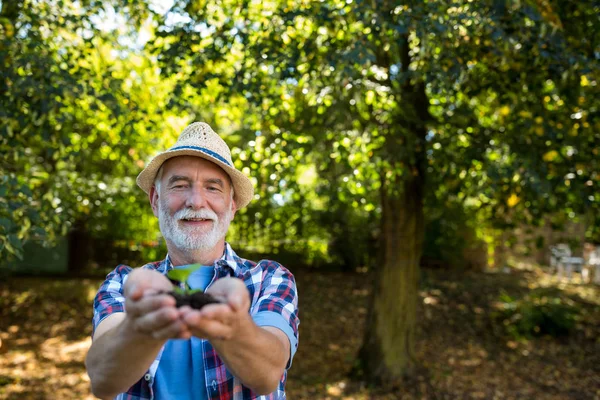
250, 261, 300, 369
92, 264, 132, 336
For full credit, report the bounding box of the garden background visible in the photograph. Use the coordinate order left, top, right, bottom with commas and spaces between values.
1, 0, 599, 398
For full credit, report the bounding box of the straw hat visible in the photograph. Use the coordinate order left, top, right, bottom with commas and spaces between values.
136, 122, 254, 208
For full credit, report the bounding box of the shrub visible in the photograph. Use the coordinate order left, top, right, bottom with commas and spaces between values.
493, 291, 580, 339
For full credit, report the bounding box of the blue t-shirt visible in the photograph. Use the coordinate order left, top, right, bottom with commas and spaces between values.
154, 265, 214, 399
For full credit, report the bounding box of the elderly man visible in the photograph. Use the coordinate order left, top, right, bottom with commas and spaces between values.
86, 122, 299, 400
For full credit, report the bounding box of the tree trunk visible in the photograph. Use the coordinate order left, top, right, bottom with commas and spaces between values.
357, 30, 429, 382
358, 169, 425, 386
68, 219, 94, 274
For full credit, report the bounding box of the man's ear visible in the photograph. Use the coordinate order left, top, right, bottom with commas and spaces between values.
150, 185, 159, 217
231, 198, 238, 218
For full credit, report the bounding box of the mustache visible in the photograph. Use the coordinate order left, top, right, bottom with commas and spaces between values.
174, 208, 218, 221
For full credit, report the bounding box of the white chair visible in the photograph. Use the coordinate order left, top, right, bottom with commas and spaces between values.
550, 243, 584, 281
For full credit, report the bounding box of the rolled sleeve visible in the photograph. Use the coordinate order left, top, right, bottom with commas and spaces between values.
250, 261, 300, 368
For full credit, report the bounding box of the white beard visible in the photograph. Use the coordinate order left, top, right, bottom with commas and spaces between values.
158, 199, 233, 253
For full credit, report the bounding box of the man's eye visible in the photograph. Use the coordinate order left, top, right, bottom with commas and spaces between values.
208, 186, 220, 192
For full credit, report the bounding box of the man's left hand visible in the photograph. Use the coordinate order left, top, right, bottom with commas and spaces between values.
179, 277, 251, 341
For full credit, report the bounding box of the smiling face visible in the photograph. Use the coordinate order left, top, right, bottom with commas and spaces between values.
150, 156, 237, 265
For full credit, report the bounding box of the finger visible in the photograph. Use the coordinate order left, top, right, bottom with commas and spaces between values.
182, 309, 228, 328
147, 271, 175, 292
206, 277, 245, 297
142, 287, 168, 297
178, 305, 193, 313
206, 279, 250, 311
125, 268, 174, 295
149, 319, 191, 340
228, 292, 247, 312
177, 306, 193, 320
183, 307, 235, 334
181, 309, 204, 327
126, 293, 176, 318
132, 307, 180, 334
191, 319, 233, 340
128, 285, 144, 301
197, 303, 234, 320
182, 311, 232, 340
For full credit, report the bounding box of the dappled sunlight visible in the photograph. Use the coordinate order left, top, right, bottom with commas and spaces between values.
0, 336, 94, 399
40, 336, 92, 360
509, 259, 600, 307
1, 268, 598, 399
416, 263, 600, 399
0, 278, 100, 399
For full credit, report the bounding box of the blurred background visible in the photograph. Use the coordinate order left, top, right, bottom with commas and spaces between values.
0, 0, 599, 398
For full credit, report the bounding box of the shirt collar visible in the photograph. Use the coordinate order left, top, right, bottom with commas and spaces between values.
216, 242, 243, 277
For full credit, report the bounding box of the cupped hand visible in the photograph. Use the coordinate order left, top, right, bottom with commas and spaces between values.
123, 268, 191, 340
180, 277, 251, 341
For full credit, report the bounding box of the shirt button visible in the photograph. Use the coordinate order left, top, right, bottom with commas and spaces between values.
211, 380, 217, 391
144, 374, 152, 381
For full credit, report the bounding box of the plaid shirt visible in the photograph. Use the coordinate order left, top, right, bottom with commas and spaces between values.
92, 243, 299, 400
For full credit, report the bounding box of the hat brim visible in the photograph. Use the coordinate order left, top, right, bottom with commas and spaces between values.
136, 148, 254, 209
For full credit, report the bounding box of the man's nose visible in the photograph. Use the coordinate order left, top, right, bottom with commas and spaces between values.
185, 187, 207, 209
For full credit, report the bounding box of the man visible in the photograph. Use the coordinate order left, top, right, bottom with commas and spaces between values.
86, 122, 299, 400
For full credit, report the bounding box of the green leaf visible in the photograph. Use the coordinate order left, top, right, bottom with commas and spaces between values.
0, 218, 13, 231
7, 234, 21, 251
167, 264, 202, 283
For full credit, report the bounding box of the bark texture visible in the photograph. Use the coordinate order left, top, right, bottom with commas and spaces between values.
358, 171, 425, 386
357, 31, 429, 384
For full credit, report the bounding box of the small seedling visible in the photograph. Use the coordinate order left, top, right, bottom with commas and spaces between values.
166, 264, 220, 310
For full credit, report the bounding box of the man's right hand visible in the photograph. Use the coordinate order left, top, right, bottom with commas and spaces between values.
121, 268, 191, 341
87, 268, 189, 399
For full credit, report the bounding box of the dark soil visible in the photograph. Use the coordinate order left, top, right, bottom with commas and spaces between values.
168, 291, 220, 309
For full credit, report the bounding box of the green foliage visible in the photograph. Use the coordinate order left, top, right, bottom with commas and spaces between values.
493, 290, 580, 339
150, 0, 600, 270
422, 203, 472, 268
0, 0, 186, 263
1, 0, 599, 278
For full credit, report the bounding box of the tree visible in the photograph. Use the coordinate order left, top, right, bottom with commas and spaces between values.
0, 0, 182, 266
151, 0, 599, 386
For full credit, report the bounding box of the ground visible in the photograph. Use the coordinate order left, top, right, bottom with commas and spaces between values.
0, 264, 599, 399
